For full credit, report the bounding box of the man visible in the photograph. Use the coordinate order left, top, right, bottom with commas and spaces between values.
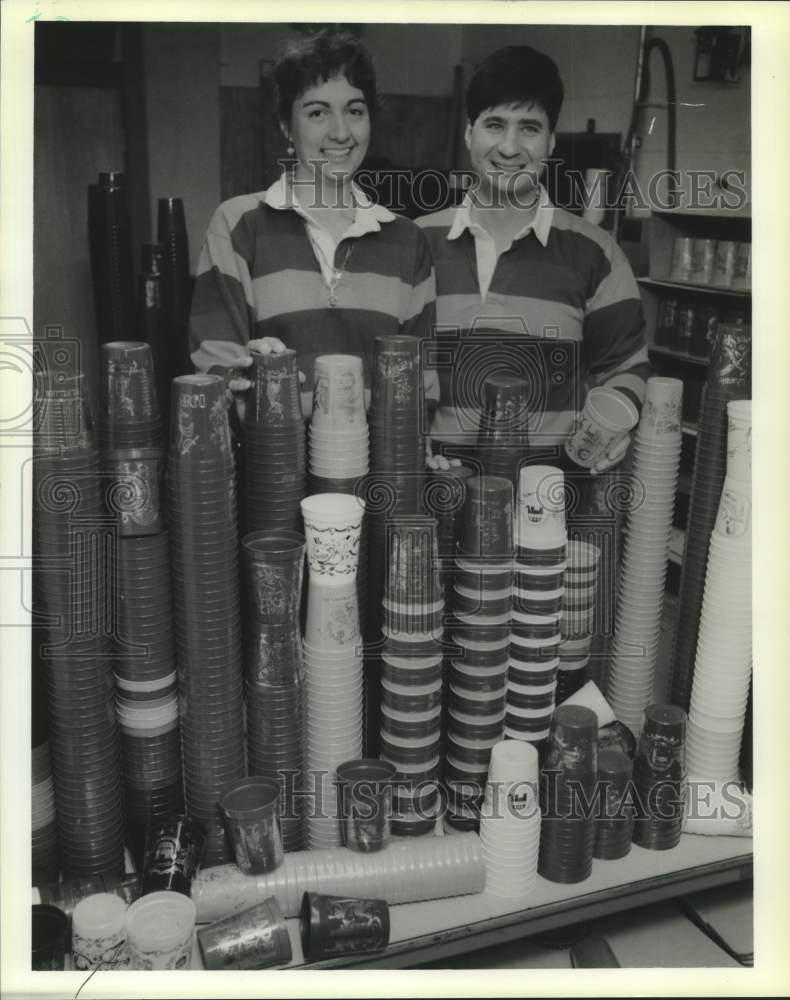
419, 45, 650, 475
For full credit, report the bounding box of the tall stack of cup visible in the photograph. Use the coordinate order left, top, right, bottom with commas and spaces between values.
479, 740, 541, 897
444, 476, 513, 830
632, 705, 687, 851
33, 371, 125, 877
307, 355, 369, 665
32, 653, 59, 884
686, 401, 752, 782
300, 494, 366, 849
87, 172, 136, 345
365, 336, 426, 750
113, 532, 182, 867
379, 517, 444, 837
476, 375, 532, 488
157, 197, 193, 381
244, 350, 306, 535
670, 324, 751, 710
168, 374, 245, 865
538, 705, 598, 883
98, 341, 164, 451
137, 243, 170, 429
508, 466, 567, 744
607, 378, 684, 734
242, 530, 306, 852
556, 541, 601, 703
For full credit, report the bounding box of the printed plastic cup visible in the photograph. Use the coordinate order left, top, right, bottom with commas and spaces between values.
198, 896, 292, 970
71, 892, 130, 970
300, 891, 390, 961
125, 891, 196, 970
565, 387, 639, 469
218, 777, 284, 875
312, 355, 366, 429
336, 758, 397, 853
141, 814, 206, 896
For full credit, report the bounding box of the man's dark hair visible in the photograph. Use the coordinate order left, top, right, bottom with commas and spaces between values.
466, 46, 564, 132
274, 28, 378, 124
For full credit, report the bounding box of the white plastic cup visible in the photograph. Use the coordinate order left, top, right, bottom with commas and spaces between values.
72, 893, 130, 970
565, 387, 639, 469
125, 891, 196, 970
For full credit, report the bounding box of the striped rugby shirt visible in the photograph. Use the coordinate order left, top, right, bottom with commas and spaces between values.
189, 175, 436, 402
417, 188, 650, 448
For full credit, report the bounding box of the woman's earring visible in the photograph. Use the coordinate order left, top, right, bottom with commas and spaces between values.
287, 142, 295, 156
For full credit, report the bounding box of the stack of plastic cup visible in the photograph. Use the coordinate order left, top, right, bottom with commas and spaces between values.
242, 530, 306, 852
479, 740, 541, 898
244, 350, 306, 535
607, 378, 683, 734
508, 466, 567, 744
364, 336, 426, 749
556, 541, 600, 703
686, 400, 752, 782
137, 243, 170, 429
671, 325, 751, 710
378, 517, 444, 837
593, 749, 635, 860
98, 341, 163, 451
632, 705, 687, 851
301, 494, 366, 849
32, 371, 126, 878
168, 374, 245, 866
538, 705, 598, 884
87, 172, 136, 345
443, 476, 513, 830
157, 197, 193, 381
476, 375, 532, 488
113, 531, 183, 866
308, 354, 368, 493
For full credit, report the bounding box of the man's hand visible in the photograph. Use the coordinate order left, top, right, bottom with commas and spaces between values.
425, 438, 462, 472
590, 432, 631, 475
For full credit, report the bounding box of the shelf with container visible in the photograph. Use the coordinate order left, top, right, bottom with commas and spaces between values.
636, 211, 751, 592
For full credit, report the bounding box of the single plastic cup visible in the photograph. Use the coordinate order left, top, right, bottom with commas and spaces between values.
125, 891, 196, 970
335, 758, 397, 853
71, 892, 130, 970
197, 896, 292, 970
300, 891, 390, 961
565, 387, 639, 468
218, 777, 284, 875
141, 814, 206, 896
32, 903, 68, 970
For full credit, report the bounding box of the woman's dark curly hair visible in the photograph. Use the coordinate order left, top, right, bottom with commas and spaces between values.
274, 28, 378, 124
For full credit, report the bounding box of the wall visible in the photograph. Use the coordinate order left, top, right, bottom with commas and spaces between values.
142, 23, 222, 272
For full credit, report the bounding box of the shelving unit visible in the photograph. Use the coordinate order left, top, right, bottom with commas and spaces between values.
638, 210, 751, 592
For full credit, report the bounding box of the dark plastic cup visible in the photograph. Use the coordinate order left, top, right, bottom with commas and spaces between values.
198, 896, 292, 970
335, 758, 397, 853
218, 777, 284, 874
140, 813, 206, 896
300, 891, 390, 962
31, 904, 68, 970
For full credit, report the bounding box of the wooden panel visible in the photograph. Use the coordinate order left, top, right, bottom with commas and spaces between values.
220, 85, 266, 201
34, 85, 125, 397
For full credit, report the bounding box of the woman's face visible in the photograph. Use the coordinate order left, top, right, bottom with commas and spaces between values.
286, 75, 371, 192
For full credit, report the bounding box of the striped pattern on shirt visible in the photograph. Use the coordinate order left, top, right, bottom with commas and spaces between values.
417, 203, 650, 447
189, 191, 436, 391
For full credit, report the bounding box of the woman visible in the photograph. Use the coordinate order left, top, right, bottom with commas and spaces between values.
188, 28, 438, 426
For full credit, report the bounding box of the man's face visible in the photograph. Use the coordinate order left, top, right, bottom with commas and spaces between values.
466, 101, 556, 206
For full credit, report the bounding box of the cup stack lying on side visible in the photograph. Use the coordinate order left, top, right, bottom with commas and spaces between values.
379, 517, 445, 837
507, 466, 568, 745
168, 374, 245, 865
443, 476, 514, 831
686, 400, 752, 782
479, 740, 541, 898
301, 493, 366, 849
244, 349, 306, 535
607, 377, 684, 734
556, 541, 601, 704
242, 530, 307, 852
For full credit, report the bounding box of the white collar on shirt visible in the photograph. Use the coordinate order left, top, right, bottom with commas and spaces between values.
263, 172, 396, 236
447, 183, 554, 248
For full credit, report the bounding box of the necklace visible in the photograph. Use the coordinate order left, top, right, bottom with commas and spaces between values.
307, 231, 356, 308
